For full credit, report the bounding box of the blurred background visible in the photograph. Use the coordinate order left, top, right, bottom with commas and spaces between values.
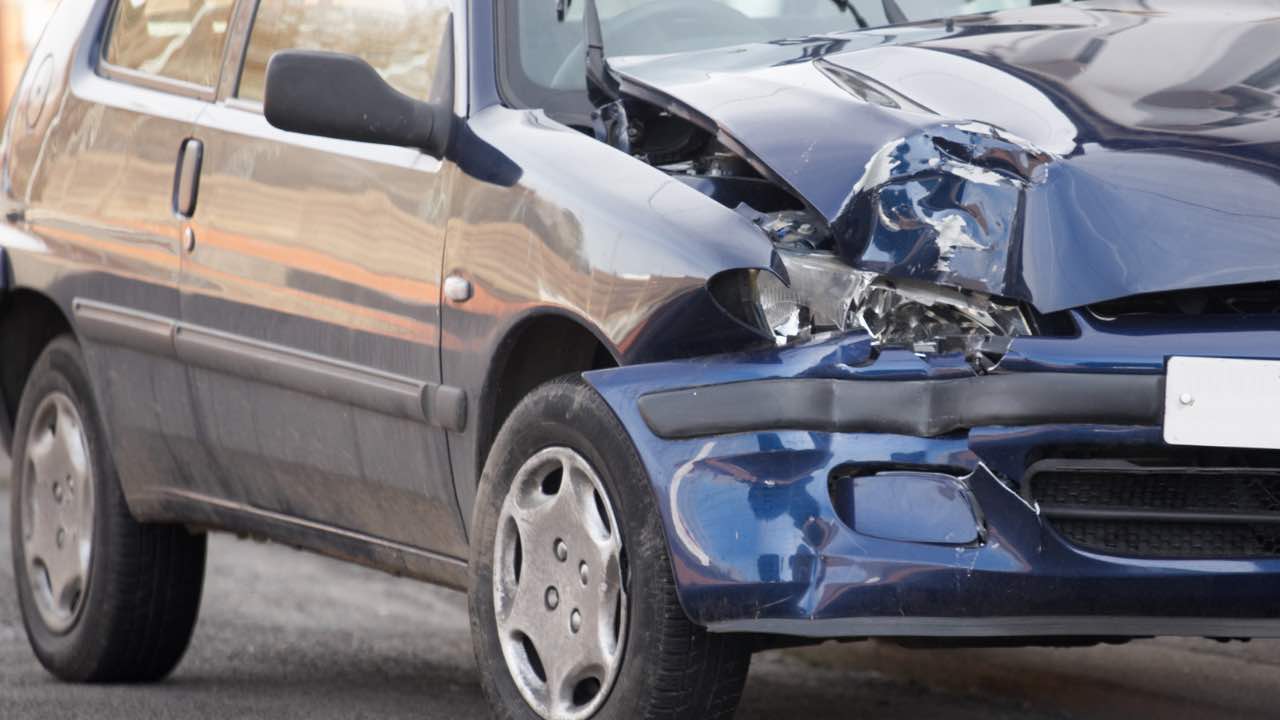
0, 0, 55, 115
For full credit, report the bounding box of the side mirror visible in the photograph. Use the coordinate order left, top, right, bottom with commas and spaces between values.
263, 50, 452, 158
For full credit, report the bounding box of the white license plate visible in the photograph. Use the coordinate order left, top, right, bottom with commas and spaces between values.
1164, 356, 1280, 450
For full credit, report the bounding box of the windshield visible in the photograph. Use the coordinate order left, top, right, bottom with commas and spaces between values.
498, 0, 1070, 123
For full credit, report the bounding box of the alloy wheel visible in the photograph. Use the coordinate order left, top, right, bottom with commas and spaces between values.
20, 391, 95, 634
493, 447, 628, 720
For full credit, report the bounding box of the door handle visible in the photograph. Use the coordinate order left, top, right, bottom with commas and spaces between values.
173, 138, 203, 219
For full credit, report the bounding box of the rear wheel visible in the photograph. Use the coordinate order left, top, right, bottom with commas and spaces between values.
10, 335, 207, 682
469, 376, 751, 720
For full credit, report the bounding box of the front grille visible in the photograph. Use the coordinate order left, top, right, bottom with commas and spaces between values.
1026, 460, 1280, 559
1089, 281, 1280, 318
1051, 518, 1280, 558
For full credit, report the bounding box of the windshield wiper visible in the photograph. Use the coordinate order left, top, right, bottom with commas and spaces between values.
832, 1, 910, 28
829, 0, 869, 28
881, 0, 909, 25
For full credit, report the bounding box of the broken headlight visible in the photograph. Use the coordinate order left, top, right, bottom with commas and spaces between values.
712, 250, 1032, 364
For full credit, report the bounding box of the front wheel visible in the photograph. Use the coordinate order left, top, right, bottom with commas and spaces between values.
469, 376, 750, 720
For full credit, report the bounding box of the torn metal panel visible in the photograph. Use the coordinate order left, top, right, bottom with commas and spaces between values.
832, 122, 1051, 299
610, 2, 1280, 312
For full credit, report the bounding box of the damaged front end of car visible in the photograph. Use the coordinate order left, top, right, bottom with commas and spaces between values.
566, 2, 1063, 373
569, 2, 1280, 639
584, 312, 1280, 639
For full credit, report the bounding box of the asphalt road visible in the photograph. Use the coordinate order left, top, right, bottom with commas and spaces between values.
1, 457, 1278, 719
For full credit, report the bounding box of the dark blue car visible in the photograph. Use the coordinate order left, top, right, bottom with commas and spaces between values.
3, 0, 1279, 717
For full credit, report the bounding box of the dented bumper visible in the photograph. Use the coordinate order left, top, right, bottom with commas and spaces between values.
584, 312, 1280, 638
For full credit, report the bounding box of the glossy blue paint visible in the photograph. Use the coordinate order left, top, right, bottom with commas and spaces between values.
585, 315, 1280, 636
611, 0, 1280, 314
841, 471, 981, 545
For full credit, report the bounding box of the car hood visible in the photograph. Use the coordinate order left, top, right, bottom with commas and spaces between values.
611, 0, 1280, 313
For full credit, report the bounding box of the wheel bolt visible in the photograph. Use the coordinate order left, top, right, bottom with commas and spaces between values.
52, 482, 63, 502
554, 539, 568, 562
545, 586, 559, 611
56, 527, 65, 548
579, 562, 589, 586
570, 609, 582, 634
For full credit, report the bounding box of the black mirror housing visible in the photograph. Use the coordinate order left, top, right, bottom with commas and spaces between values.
264, 50, 453, 158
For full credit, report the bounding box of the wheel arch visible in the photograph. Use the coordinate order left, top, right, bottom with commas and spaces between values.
474, 308, 620, 490
0, 284, 74, 453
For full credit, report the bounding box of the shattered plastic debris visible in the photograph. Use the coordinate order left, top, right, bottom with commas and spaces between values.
767, 248, 1030, 366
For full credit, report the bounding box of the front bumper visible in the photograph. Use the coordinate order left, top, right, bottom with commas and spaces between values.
585, 312, 1280, 638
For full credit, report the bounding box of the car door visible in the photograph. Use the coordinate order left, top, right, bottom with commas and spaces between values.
175, 0, 466, 556
33, 0, 234, 505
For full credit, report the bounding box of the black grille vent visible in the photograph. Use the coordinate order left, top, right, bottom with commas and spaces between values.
1026, 460, 1280, 559
1089, 281, 1280, 318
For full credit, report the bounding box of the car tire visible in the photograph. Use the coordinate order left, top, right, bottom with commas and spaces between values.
469, 375, 751, 720
10, 335, 207, 682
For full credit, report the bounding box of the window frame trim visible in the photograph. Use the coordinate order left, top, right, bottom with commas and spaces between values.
490, 1, 593, 127
96, 0, 245, 101
217, 0, 261, 105
214, 0, 469, 119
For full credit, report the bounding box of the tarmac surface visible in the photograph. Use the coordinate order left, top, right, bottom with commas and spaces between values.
1, 454, 1277, 719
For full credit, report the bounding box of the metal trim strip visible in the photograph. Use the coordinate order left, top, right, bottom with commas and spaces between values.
72, 298, 467, 431
162, 487, 467, 567
72, 298, 178, 359
97, 61, 218, 102
173, 324, 429, 423
710, 615, 1280, 638
145, 487, 469, 589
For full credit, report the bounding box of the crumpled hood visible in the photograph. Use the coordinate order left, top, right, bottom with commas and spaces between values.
612, 0, 1280, 313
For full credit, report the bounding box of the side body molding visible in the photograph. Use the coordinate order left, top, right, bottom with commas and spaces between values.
72, 299, 467, 431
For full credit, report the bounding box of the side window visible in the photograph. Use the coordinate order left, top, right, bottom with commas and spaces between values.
104, 0, 236, 87
237, 0, 450, 104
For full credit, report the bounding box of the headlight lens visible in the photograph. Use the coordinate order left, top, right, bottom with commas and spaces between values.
717, 251, 1032, 362
853, 276, 1032, 355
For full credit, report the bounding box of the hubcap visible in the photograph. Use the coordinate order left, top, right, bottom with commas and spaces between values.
494, 447, 628, 720
20, 392, 95, 634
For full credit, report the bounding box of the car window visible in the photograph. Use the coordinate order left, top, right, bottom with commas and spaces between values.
104, 0, 236, 87
501, 0, 1073, 122
237, 0, 450, 104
